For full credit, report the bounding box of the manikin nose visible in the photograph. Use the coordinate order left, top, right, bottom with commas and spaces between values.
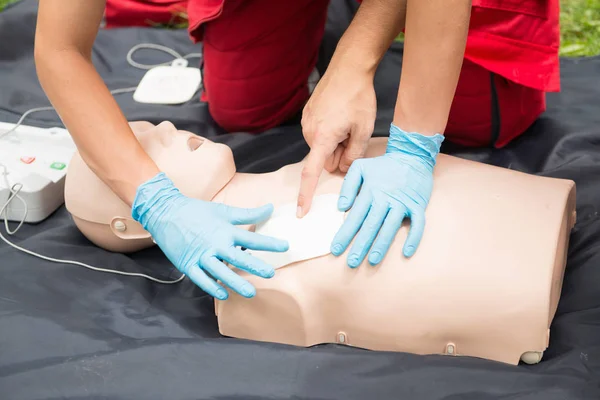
187, 136, 205, 151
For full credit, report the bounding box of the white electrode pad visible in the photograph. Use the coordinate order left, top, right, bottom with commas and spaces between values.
247, 194, 345, 269
133, 59, 202, 105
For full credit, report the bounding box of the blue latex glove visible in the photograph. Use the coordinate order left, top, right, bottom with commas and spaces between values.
330, 124, 444, 267
132, 172, 289, 300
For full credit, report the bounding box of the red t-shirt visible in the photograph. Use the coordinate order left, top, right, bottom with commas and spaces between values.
104, 0, 560, 92
466, 0, 560, 91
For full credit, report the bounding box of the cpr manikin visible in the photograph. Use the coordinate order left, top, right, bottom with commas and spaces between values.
64, 121, 576, 366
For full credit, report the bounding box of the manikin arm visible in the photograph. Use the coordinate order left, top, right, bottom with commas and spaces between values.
35, 0, 159, 205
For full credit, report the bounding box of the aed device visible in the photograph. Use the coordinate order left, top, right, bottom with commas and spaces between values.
0, 122, 76, 223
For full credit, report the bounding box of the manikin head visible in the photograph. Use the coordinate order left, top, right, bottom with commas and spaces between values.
65, 121, 236, 252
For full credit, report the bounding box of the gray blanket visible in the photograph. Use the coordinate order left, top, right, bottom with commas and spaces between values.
1, 1, 599, 399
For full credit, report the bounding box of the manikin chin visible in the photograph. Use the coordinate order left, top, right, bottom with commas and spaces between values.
65, 121, 576, 366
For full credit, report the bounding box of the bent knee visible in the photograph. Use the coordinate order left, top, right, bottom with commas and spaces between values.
203, 68, 311, 133
198, 0, 329, 132
445, 59, 546, 148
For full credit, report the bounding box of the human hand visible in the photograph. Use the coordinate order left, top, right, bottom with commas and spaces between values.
330, 124, 444, 267
297, 66, 376, 217
132, 173, 289, 300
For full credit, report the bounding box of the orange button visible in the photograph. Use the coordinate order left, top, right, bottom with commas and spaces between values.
20, 156, 36, 164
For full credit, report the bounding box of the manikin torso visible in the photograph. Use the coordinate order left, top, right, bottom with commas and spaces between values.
65, 121, 576, 365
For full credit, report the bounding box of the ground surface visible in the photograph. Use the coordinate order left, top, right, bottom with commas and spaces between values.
0, 0, 599, 57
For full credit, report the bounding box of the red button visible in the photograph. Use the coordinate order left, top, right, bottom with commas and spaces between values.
20, 156, 35, 164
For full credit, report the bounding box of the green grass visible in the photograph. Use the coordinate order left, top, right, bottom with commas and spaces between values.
1, 0, 599, 57
146, 10, 189, 29
396, 0, 600, 58
560, 0, 600, 57
0, 0, 18, 11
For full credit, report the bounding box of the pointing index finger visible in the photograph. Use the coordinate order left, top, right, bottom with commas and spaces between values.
297, 145, 330, 218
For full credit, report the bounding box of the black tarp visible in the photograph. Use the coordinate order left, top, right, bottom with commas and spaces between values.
1, 1, 600, 399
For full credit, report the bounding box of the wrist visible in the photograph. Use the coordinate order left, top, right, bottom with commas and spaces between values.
329, 0, 405, 78
392, 104, 449, 136
386, 124, 444, 169
131, 172, 182, 227
108, 161, 160, 207
330, 36, 380, 78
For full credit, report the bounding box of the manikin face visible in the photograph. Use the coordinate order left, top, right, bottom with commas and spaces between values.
136, 121, 237, 200
65, 121, 237, 241
65, 121, 238, 251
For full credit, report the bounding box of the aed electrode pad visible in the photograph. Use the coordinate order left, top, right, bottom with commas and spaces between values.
133, 59, 202, 105
247, 194, 345, 269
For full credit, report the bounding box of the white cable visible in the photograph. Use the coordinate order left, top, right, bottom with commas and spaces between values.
126, 43, 202, 70
0, 106, 55, 140
0, 163, 185, 284
1, 164, 27, 235
1, 43, 201, 140
107, 87, 138, 95
0, 89, 138, 141
0, 42, 202, 285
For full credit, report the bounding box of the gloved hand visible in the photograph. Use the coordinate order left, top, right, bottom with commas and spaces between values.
132, 173, 289, 300
330, 124, 444, 267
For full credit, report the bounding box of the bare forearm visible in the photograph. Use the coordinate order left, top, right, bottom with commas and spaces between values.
329, 0, 407, 76
35, 51, 158, 205
34, 0, 158, 205
394, 0, 472, 135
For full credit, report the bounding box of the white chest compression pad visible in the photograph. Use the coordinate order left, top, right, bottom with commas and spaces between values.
247, 194, 345, 269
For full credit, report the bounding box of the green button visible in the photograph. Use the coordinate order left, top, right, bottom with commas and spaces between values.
50, 162, 66, 170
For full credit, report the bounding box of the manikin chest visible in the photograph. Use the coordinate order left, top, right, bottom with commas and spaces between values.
215, 155, 576, 366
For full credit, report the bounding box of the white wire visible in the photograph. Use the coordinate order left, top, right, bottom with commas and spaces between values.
0, 43, 201, 140
1, 164, 27, 235
126, 43, 202, 70
0, 42, 202, 285
107, 87, 138, 95
0, 89, 138, 141
0, 107, 55, 140
0, 162, 185, 284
